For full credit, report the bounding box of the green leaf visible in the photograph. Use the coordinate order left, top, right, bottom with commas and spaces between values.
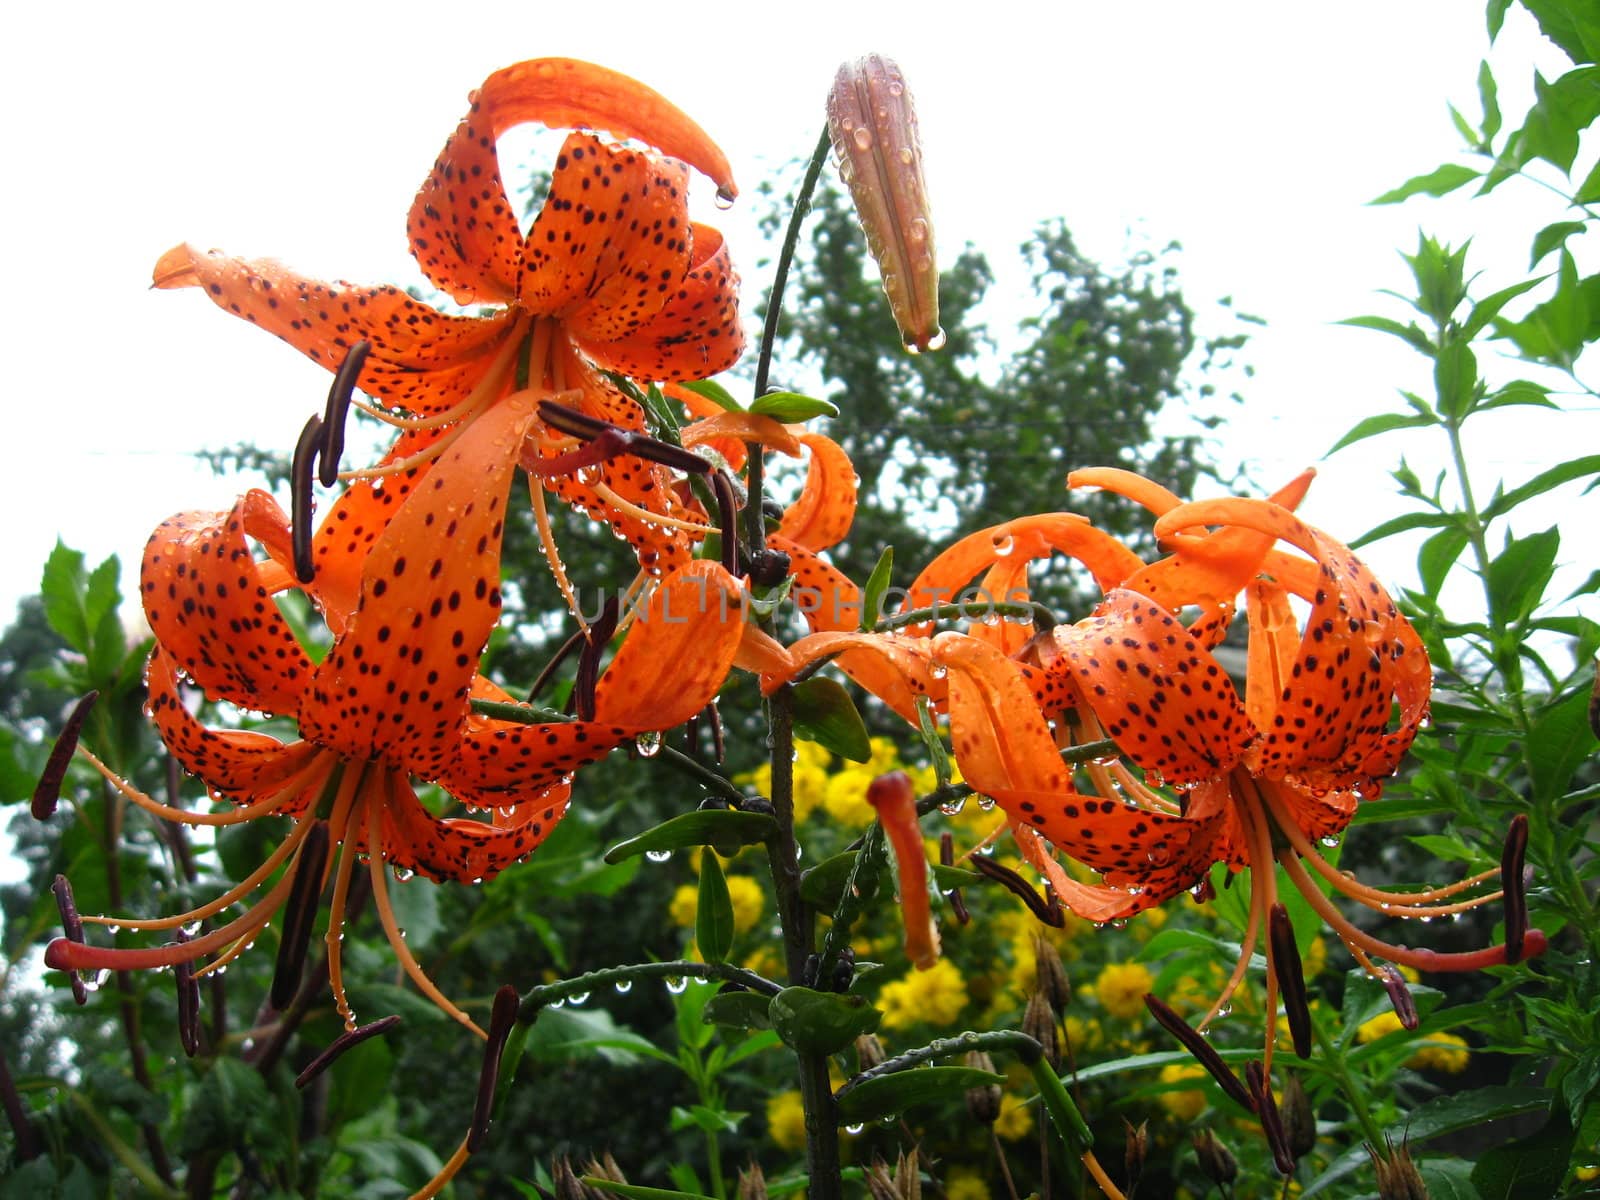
703, 991, 774, 1032
1418, 527, 1472, 599
791, 677, 871, 763
769, 986, 881, 1055
836, 1066, 1004, 1123
1371, 163, 1482, 204
1433, 338, 1480, 418
1420, 1159, 1484, 1200
671, 1104, 745, 1135
1486, 526, 1559, 622
860, 546, 894, 631
1527, 685, 1598, 804
1530, 221, 1588, 269
695, 853, 735, 963
1479, 379, 1557, 413
179, 1058, 285, 1157
41, 542, 91, 652
602, 810, 777, 864
384, 872, 441, 952
1326, 412, 1434, 456
676, 378, 744, 413
1479, 60, 1502, 142
1336, 314, 1433, 354
1472, 1110, 1574, 1200
749, 391, 840, 422
1463, 275, 1549, 336
1577, 155, 1600, 203
583, 1180, 717, 1200
1481, 454, 1600, 519
1349, 510, 1455, 549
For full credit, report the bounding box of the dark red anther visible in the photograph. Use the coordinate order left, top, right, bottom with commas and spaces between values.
1501, 813, 1529, 964
1144, 994, 1256, 1113
174, 929, 201, 1057
294, 1015, 402, 1089
1192, 875, 1217, 904
969, 852, 1063, 927
573, 598, 620, 723
939, 833, 970, 925
1269, 904, 1312, 1059
536, 400, 711, 475
470, 984, 522, 1152
290, 414, 324, 584
50, 875, 88, 1005
32, 691, 98, 820
1247, 1060, 1296, 1174
711, 470, 740, 575
1381, 966, 1419, 1030
320, 341, 370, 486
270, 821, 331, 1010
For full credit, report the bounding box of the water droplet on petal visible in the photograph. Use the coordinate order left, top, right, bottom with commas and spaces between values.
645, 849, 673, 864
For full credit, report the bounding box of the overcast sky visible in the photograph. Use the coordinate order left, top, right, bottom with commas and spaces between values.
2, 1, 1592, 635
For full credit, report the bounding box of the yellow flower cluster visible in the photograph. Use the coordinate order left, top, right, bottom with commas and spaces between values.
1355, 1011, 1471, 1073
1157, 1063, 1208, 1120
994, 1092, 1034, 1142
944, 1167, 991, 1200
1094, 961, 1154, 1020
765, 1090, 807, 1152
878, 957, 968, 1031
668, 874, 766, 935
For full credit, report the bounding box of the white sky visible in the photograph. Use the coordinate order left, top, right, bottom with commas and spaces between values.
1, 0, 1593, 631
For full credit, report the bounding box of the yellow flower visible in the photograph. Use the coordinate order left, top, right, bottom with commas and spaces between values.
823, 767, 877, 825
1356, 1011, 1405, 1043
1063, 1014, 1103, 1053
878, 958, 968, 1031
1157, 1063, 1208, 1120
766, 1090, 807, 1152
994, 1092, 1034, 1142
1095, 962, 1155, 1020
945, 1167, 991, 1200
669, 884, 698, 928
1134, 906, 1169, 939
726, 875, 766, 935
1410, 1033, 1470, 1074
1302, 935, 1327, 980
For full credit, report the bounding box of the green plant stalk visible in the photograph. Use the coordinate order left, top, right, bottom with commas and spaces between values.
705, 1127, 725, 1200
1309, 1006, 1386, 1151
66, 1087, 182, 1199
834, 1030, 1044, 1096
516, 960, 779, 1019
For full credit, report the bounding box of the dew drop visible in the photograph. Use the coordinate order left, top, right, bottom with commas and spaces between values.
844, 1123, 865, 1135
635, 730, 662, 758
976, 795, 996, 812
569, 991, 590, 1006
993, 534, 1016, 557
614, 979, 633, 994
392, 865, 415, 883
939, 796, 967, 817
666, 976, 688, 995
1320, 835, 1341, 849
549, 996, 566, 1009
852, 127, 873, 151
714, 187, 736, 210
645, 849, 673, 864
925, 329, 948, 351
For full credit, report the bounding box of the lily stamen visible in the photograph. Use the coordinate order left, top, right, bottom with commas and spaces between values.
31, 690, 98, 820
1502, 813, 1529, 963
319, 341, 370, 485
51, 874, 88, 1005
469, 985, 521, 1151
295, 1015, 402, 1089
711, 470, 740, 576
1382, 966, 1420, 1030
1269, 904, 1312, 1058
1143, 994, 1256, 1112
270, 820, 332, 1009
173, 930, 201, 1056
291, 413, 324, 583
969, 853, 1064, 927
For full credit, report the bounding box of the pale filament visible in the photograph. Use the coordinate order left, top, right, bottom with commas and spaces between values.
1107, 762, 1182, 814
414, 1137, 474, 1200
325, 812, 363, 1031
529, 475, 586, 632
1237, 780, 1282, 1078
366, 775, 486, 1039
78, 744, 331, 829
588, 480, 715, 536
1259, 781, 1500, 910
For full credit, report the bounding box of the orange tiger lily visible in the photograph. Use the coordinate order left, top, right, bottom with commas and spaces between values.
44, 391, 747, 1039
939, 494, 1543, 1083
153, 58, 743, 580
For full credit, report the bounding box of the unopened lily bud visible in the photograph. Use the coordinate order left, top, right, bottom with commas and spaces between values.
1022, 988, 1060, 1070
1368, 1136, 1429, 1200
1281, 1072, 1316, 1161
856, 1033, 887, 1072
552, 1158, 587, 1200
963, 1051, 1002, 1124
737, 1163, 768, 1200
1033, 933, 1072, 1014
826, 55, 942, 353
1193, 1130, 1238, 1187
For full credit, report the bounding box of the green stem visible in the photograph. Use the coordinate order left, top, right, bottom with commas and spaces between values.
66, 1088, 183, 1199
1309, 1010, 1386, 1150
834, 1030, 1043, 1097
706, 1128, 726, 1200
515, 960, 780, 1020
754, 126, 832, 401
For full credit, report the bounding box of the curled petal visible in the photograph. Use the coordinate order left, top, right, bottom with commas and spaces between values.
681, 411, 802, 458
141, 491, 312, 714
762, 628, 941, 726
1011, 823, 1145, 923
576, 224, 745, 382
1051, 591, 1257, 787
151, 246, 518, 415
902, 515, 1144, 638
934, 632, 1070, 795
867, 772, 940, 969
593, 562, 745, 730
382, 772, 571, 884
776, 434, 857, 553
299, 393, 538, 773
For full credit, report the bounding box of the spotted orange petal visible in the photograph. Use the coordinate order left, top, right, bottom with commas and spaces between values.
681, 411, 802, 458
933, 631, 1070, 796
1050, 590, 1257, 787
1155, 499, 1430, 788
151, 246, 519, 415
451, 715, 626, 795
140, 491, 313, 715
381, 770, 571, 884
592, 561, 745, 729
577, 224, 745, 382
1009, 821, 1147, 923
298, 392, 538, 773
143, 646, 317, 804
518, 135, 692, 332
902, 515, 1144, 638
776, 433, 857, 553
761, 628, 940, 725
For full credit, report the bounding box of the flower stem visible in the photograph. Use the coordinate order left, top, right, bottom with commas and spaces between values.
515, 960, 780, 1019
1309, 1008, 1386, 1150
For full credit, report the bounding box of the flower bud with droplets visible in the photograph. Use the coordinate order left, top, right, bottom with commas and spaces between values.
826, 54, 942, 353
